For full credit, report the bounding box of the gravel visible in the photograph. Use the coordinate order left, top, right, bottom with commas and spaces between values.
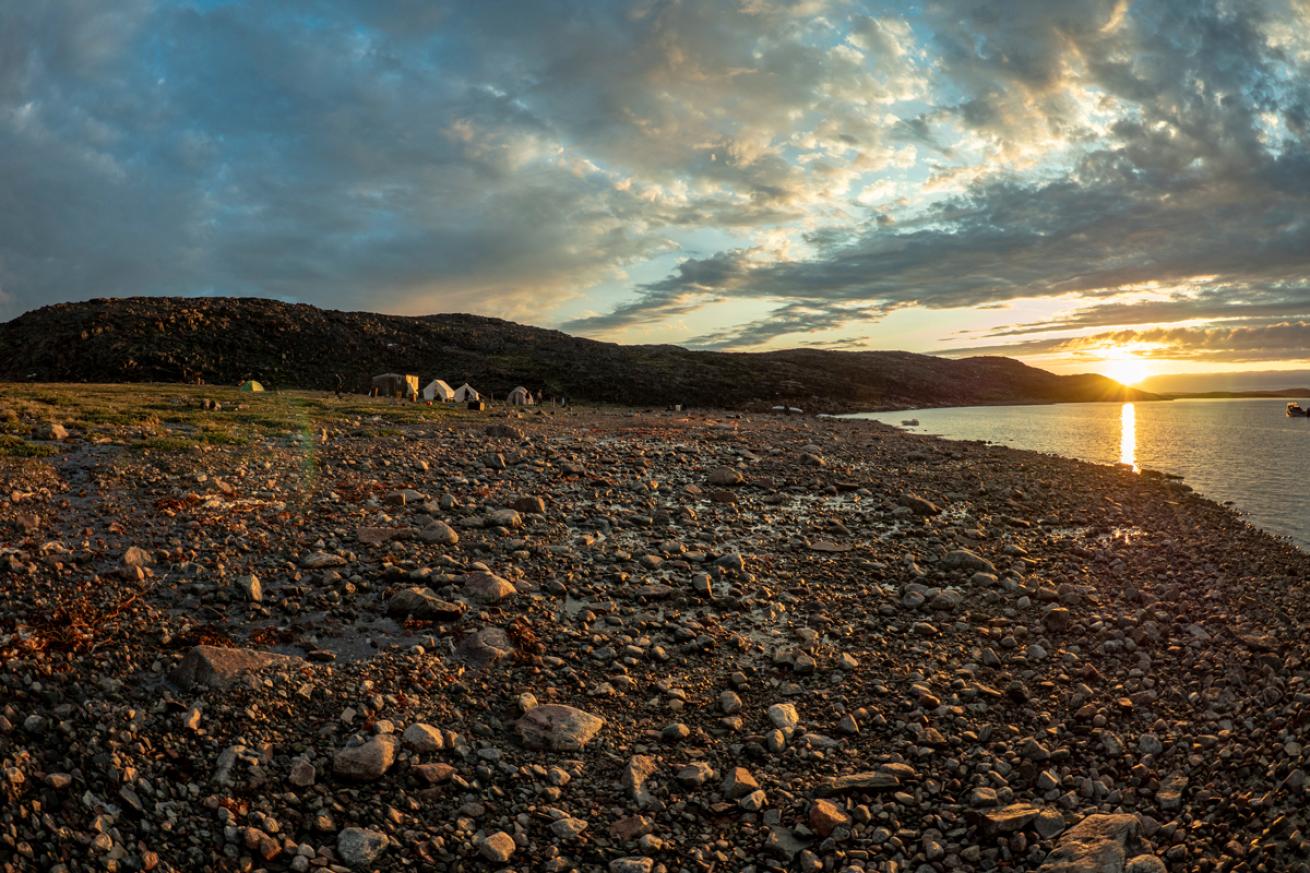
0, 396, 1303, 871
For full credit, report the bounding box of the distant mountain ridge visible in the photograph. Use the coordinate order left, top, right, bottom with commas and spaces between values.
0, 297, 1157, 412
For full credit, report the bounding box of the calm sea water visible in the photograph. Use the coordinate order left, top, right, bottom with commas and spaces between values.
846, 398, 1310, 550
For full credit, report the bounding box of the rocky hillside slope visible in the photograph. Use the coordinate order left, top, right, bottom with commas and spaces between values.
0, 297, 1155, 411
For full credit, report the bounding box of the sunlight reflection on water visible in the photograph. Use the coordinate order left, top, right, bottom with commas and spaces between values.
845, 398, 1310, 549
1119, 402, 1136, 471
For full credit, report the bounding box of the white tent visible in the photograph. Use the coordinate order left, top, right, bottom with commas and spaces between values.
453, 383, 481, 402
422, 379, 455, 402
507, 386, 535, 406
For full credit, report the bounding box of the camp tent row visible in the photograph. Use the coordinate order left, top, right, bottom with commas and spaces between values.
427, 382, 532, 404
371, 373, 535, 405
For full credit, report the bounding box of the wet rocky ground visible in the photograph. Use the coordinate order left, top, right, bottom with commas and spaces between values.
2, 384, 1309, 873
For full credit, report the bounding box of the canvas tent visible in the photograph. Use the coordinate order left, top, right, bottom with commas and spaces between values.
453, 383, 481, 402
372, 373, 419, 399
422, 379, 455, 402
239, 380, 264, 392
507, 386, 534, 406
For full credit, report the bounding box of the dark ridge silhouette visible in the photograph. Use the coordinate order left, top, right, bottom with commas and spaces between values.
0, 297, 1158, 412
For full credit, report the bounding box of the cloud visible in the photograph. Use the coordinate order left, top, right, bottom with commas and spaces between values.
945, 322, 1310, 363
686, 301, 891, 350
975, 284, 1310, 338
3, 0, 1309, 374
0, 0, 928, 320
573, 0, 1310, 350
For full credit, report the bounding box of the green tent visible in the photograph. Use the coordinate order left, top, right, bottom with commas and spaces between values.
238, 380, 264, 392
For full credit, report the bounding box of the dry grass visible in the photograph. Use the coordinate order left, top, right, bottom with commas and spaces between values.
0, 382, 464, 452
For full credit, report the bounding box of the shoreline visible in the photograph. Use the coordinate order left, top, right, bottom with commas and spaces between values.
842, 402, 1310, 555
2, 384, 1308, 871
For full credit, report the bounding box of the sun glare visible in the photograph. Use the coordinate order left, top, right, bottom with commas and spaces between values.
1099, 350, 1151, 386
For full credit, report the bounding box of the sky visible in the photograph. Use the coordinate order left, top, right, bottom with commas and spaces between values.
3, 0, 1310, 384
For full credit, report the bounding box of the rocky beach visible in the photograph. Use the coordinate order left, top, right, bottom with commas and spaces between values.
2, 383, 1308, 873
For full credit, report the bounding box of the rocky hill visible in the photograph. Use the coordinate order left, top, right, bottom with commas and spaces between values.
0, 297, 1156, 411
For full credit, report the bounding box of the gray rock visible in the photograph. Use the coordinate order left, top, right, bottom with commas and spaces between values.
943, 549, 996, 574
333, 735, 398, 781
301, 551, 347, 569
122, 545, 152, 568
35, 422, 69, 441
401, 723, 444, 753
902, 494, 940, 516
722, 767, 760, 799
418, 521, 459, 545
479, 831, 516, 862
484, 424, 524, 440
1039, 813, 1138, 873
707, 466, 744, 486
515, 704, 604, 750
462, 570, 516, 603
486, 508, 522, 529
624, 754, 659, 809
238, 574, 262, 603
609, 858, 654, 873
1156, 773, 1187, 810
676, 761, 714, 786
974, 802, 1044, 836
817, 771, 900, 796
169, 646, 296, 690
511, 496, 546, 514
455, 627, 513, 668
386, 587, 466, 620
767, 703, 799, 730
336, 828, 387, 868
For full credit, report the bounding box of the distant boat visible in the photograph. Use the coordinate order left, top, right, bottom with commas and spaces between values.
1287, 402, 1306, 417
901, 418, 920, 426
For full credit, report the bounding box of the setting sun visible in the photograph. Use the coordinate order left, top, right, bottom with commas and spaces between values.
1099, 351, 1152, 386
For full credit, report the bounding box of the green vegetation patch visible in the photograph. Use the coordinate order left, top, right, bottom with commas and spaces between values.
0, 434, 60, 458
